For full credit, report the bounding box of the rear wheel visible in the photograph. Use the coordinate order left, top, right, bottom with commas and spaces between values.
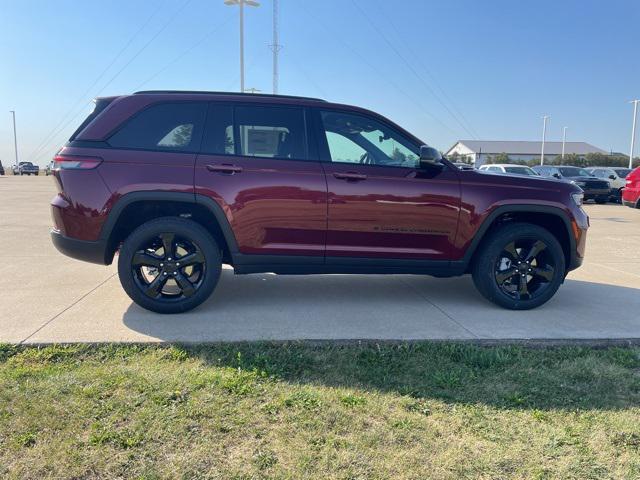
118, 217, 222, 313
472, 223, 565, 310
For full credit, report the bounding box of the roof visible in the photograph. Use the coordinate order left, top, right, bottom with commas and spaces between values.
448, 140, 607, 156
133, 90, 327, 103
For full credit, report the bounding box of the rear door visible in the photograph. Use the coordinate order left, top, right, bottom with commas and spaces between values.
314, 108, 461, 261
97, 101, 207, 196
194, 103, 327, 258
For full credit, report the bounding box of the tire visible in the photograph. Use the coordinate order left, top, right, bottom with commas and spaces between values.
118, 217, 222, 314
471, 223, 566, 310
595, 196, 607, 204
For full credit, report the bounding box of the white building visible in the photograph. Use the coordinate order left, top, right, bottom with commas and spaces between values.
445, 140, 607, 167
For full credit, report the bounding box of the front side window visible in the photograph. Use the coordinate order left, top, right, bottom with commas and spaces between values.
109, 102, 207, 151
234, 105, 306, 159
558, 167, 590, 177
504, 166, 537, 176
320, 110, 419, 168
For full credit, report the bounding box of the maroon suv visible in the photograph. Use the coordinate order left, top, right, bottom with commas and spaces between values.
50, 91, 588, 313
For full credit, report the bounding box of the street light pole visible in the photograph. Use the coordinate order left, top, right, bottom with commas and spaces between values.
224, 0, 260, 93
561, 126, 567, 163
540, 115, 549, 165
9, 110, 18, 166
629, 100, 639, 169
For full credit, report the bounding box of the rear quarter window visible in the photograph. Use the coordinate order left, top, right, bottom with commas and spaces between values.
108, 102, 207, 152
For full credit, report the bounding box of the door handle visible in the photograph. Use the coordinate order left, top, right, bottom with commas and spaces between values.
206, 164, 243, 174
333, 172, 367, 181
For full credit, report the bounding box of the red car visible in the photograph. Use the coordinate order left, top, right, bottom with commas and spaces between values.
50, 91, 588, 313
622, 167, 640, 208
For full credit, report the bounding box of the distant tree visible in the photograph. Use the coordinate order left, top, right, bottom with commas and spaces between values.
493, 152, 511, 163
552, 153, 582, 166
584, 153, 632, 168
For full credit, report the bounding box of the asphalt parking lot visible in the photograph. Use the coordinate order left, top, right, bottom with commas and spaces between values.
1, 175, 639, 344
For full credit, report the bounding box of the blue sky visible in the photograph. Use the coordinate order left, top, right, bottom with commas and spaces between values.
1, 0, 639, 166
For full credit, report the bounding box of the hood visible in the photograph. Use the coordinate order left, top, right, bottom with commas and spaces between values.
473, 168, 581, 193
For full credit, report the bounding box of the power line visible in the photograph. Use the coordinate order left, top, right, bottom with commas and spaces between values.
26, 1, 168, 163
370, 0, 479, 139
133, 12, 236, 91
94, 0, 194, 97
31, 0, 193, 163
297, 3, 459, 138
350, 0, 478, 140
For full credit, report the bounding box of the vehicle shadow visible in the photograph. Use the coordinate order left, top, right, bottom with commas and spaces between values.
122, 268, 640, 343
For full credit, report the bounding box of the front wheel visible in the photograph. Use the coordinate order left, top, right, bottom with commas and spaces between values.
472, 223, 566, 310
118, 217, 222, 313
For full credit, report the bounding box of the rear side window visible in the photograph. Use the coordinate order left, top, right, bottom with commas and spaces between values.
235, 105, 306, 159
201, 104, 235, 155
108, 102, 207, 152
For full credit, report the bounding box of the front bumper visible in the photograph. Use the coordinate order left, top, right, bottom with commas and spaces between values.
582, 188, 610, 199
51, 230, 109, 265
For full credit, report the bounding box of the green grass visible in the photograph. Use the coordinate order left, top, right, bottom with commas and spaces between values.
1, 342, 639, 479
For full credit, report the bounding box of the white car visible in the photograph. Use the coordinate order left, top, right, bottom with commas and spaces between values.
586, 167, 632, 202
478, 164, 539, 177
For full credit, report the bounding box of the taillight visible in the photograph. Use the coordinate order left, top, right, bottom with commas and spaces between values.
53, 155, 102, 170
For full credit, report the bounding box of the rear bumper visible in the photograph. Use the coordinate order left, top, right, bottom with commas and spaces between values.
51, 230, 109, 265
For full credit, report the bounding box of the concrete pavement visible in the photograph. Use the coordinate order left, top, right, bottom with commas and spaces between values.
1, 175, 639, 344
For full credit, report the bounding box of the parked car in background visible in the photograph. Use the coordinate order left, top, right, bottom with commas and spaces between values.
0, 160, 4, 176
532, 165, 610, 203
586, 167, 631, 202
452, 162, 475, 170
44, 161, 54, 176
11, 164, 19, 175
50, 90, 588, 313
17, 161, 39, 175
622, 167, 640, 208
479, 164, 539, 176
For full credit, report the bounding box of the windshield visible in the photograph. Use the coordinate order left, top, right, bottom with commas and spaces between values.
558, 167, 589, 177
19, 162, 33, 166
615, 168, 631, 178
504, 166, 538, 176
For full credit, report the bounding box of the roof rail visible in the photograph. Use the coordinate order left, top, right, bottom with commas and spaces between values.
133, 90, 327, 103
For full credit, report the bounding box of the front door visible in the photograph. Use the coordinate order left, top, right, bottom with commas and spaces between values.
195, 103, 327, 258
316, 109, 461, 261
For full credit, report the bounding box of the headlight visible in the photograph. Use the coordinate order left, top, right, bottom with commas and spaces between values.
571, 192, 584, 206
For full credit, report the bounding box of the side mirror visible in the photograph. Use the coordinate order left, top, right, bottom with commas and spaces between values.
419, 145, 443, 168
552, 173, 561, 179
609, 174, 616, 180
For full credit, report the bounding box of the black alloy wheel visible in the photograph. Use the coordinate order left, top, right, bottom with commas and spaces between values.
472, 223, 565, 310
118, 217, 221, 314
131, 232, 206, 301
493, 239, 555, 301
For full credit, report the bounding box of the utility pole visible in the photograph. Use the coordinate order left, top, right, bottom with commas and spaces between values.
224, 0, 260, 93
629, 100, 639, 169
9, 110, 18, 166
269, 0, 282, 94
561, 126, 567, 163
540, 115, 549, 165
